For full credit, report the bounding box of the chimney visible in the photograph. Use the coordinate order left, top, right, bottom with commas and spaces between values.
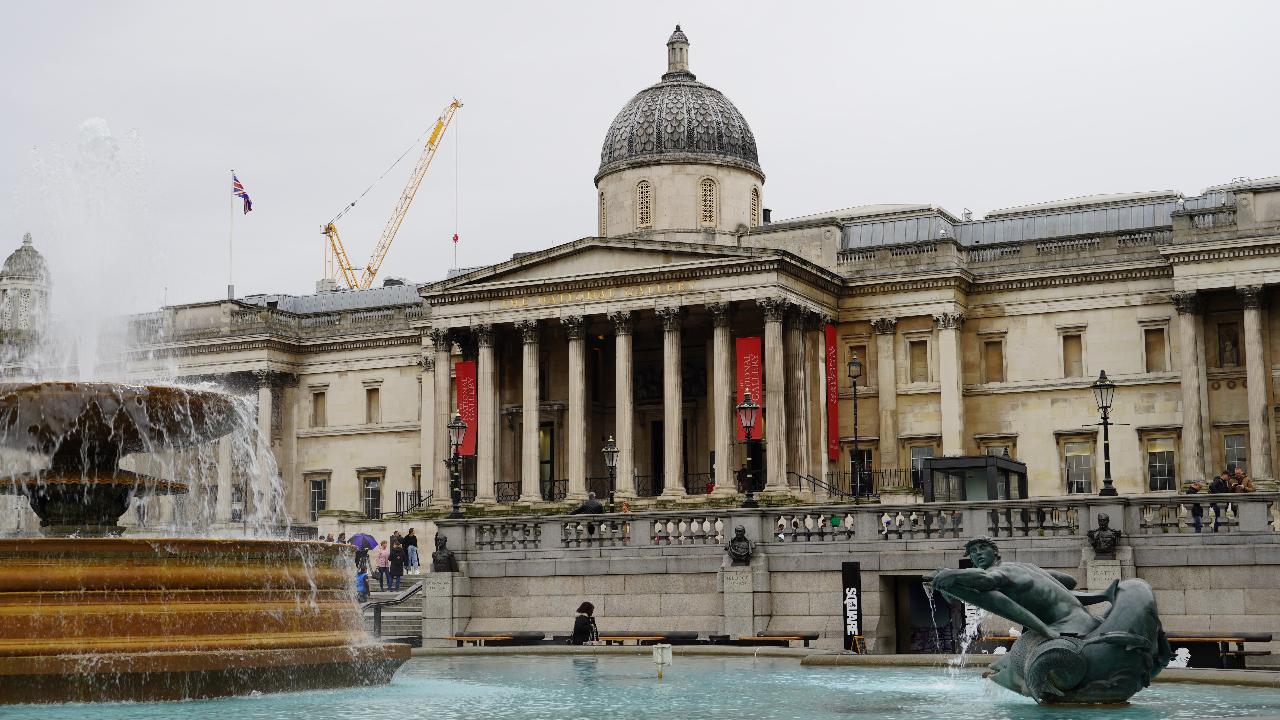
762, 208, 772, 224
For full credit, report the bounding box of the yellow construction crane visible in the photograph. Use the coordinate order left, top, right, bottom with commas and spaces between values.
323, 98, 463, 290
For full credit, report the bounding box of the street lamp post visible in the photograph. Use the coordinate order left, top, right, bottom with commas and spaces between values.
737, 392, 760, 508
445, 411, 468, 519
1091, 370, 1118, 497
602, 435, 619, 510
847, 355, 863, 495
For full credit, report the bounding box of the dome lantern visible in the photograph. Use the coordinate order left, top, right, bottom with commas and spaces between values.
664, 24, 693, 81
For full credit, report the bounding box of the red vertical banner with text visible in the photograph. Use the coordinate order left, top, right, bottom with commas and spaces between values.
735, 336, 764, 441
826, 322, 840, 460
455, 360, 478, 456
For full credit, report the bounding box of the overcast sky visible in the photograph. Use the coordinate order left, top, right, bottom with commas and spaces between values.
3, 1, 1279, 318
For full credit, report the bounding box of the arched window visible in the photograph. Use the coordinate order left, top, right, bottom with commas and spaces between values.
750, 186, 761, 227
636, 180, 653, 228
598, 192, 607, 236
699, 178, 717, 226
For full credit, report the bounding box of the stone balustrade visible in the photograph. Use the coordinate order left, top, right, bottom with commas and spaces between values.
439, 493, 1280, 555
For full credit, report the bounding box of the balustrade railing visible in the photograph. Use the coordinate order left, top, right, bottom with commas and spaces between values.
878, 506, 966, 540
650, 515, 724, 545
562, 517, 630, 548
771, 510, 857, 542
474, 521, 540, 550
1131, 494, 1251, 534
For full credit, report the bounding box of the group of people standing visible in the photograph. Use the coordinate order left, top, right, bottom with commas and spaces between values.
322, 529, 420, 602
1183, 465, 1256, 532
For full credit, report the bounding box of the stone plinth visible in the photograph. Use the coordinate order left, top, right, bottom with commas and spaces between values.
421, 572, 471, 646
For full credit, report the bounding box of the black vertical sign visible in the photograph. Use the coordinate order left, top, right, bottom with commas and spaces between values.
841, 561, 863, 653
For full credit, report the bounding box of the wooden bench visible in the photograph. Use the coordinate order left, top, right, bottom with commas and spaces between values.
736, 633, 821, 648
445, 635, 512, 647
599, 635, 666, 646
1167, 633, 1273, 669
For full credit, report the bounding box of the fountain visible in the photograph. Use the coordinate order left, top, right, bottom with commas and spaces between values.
0, 381, 409, 704
927, 537, 1169, 705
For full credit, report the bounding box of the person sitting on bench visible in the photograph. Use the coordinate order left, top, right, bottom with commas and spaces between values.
571, 601, 599, 645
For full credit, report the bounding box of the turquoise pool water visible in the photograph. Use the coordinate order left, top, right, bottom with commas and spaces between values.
8, 656, 1280, 719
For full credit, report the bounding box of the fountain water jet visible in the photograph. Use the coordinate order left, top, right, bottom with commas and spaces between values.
0, 381, 409, 704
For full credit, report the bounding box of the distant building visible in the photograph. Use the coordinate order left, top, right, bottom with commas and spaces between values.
124, 27, 1280, 530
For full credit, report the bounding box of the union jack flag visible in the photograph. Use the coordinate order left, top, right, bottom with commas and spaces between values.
232, 174, 253, 214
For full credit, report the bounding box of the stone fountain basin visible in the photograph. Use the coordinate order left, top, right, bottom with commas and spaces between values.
0, 537, 409, 703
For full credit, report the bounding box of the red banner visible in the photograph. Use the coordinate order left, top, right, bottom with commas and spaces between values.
735, 336, 764, 441
455, 360, 478, 456
825, 322, 840, 460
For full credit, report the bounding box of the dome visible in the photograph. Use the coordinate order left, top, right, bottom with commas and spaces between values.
1, 234, 49, 284
596, 26, 762, 183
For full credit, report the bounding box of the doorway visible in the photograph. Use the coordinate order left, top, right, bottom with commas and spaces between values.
650, 420, 665, 495
538, 422, 556, 500
891, 575, 959, 653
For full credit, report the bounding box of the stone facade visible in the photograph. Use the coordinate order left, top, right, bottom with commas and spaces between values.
104, 28, 1280, 535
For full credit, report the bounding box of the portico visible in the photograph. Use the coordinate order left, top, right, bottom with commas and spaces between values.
419, 237, 840, 505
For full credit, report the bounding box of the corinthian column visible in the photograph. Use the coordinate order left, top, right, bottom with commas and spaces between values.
657, 306, 686, 497
474, 324, 497, 503
564, 315, 588, 499
419, 353, 436, 501
709, 302, 736, 496
872, 317, 899, 468
516, 319, 541, 503
1239, 286, 1275, 486
759, 297, 789, 492
430, 329, 452, 503
785, 307, 810, 480
934, 312, 966, 455
610, 311, 635, 497
1172, 292, 1206, 482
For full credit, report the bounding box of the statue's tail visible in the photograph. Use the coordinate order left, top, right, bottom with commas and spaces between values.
1073, 578, 1120, 606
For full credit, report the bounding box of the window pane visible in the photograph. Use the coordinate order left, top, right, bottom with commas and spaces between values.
983, 341, 1004, 383
909, 341, 929, 383
1225, 434, 1248, 474
910, 446, 934, 488
363, 477, 381, 518
984, 445, 1009, 457
1064, 441, 1092, 494
1147, 439, 1175, 491
1062, 334, 1083, 378
1144, 328, 1167, 373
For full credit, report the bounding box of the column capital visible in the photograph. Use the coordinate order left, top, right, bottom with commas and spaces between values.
1171, 291, 1202, 315
933, 312, 965, 331
1238, 285, 1266, 309
871, 317, 898, 335
758, 296, 789, 323
707, 301, 733, 328
563, 314, 585, 340
428, 327, 451, 352
473, 322, 494, 348
419, 354, 436, 373
803, 311, 828, 332
608, 310, 633, 336
656, 306, 685, 331
515, 319, 539, 344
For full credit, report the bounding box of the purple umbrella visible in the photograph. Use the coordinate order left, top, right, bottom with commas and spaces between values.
348, 533, 378, 550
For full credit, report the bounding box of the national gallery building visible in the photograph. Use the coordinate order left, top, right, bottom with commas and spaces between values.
122, 28, 1280, 530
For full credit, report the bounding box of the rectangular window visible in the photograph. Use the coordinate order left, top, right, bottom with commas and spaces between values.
847, 344, 868, 388
230, 483, 245, 522
909, 445, 935, 489
308, 474, 328, 522
365, 387, 381, 424
1062, 334, 1083, 378
311, 391, 327, 427
1146, 438, 1176, 492
983, 340, 1005, 383
1064, 441, 1093, 494
849, 447, 873, 491
984, 444, 1010, 458
362, 474, 382, 519
1144, 328, 1167, 373
908, 340, 929, 383
1224, 433, 1248, 475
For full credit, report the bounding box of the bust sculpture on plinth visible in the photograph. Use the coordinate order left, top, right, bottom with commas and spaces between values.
1087, 513, 1122, 559
431, 534, 459, 573
927, 537, 1168, 705
726, 525, 753, 566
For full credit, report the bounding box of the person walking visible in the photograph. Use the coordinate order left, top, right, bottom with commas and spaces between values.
355, 567, 370, 604
570, 601, 599, 645
403, 528, 419, 573
374, 540, 390, 592
388, 539, 406, 592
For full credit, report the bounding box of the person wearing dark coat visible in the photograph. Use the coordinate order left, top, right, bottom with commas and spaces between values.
403, 528, 420, 572
569, 492, 604, 535
571, 601, 599, 645
388, 540, 406, 592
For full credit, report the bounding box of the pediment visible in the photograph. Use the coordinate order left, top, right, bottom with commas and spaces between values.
430, 239, 758, 292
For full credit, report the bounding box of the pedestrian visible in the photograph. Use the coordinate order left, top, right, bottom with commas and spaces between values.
355, 567, 370, 604
389, 539, 406, 592
374, 540, 390, 592
336, 532, 347, 545
323, 533, 335, 543
1209, 467, 1233, 531
736, 463, 749, 493
403, 528, 420, 573
569, 492, 604, 535
1231, 466, 1255, 493
570, 601, 599, 645
1183, 482, 1204, 533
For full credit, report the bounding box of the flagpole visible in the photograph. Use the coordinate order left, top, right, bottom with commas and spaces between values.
228, 170, 235, 300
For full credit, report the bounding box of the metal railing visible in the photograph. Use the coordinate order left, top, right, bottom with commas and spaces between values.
823, 468, 917, 497
379, 490, 433, 520
684, 472, 713, 495
586, 475, 615, 499
495, 480, 521, 504
542, 479, 568, 502
361, 581, 424, 639
634, 474, 656, 497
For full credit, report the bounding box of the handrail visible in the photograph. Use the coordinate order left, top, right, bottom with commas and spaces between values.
361, 581, 424, 638
789, 471, 856, 501
379, 490, 433, 520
